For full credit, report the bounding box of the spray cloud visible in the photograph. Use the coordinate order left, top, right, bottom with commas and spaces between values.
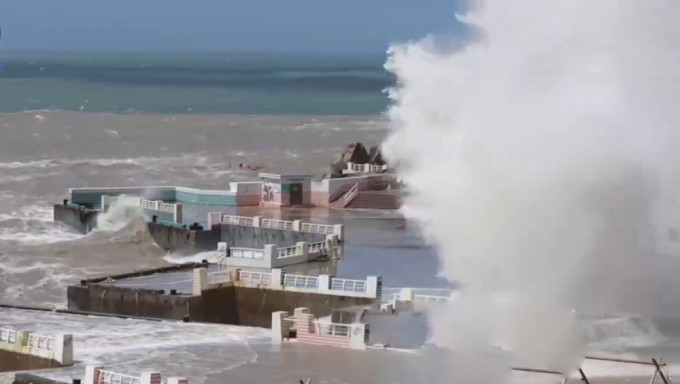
384, 0, 680, 379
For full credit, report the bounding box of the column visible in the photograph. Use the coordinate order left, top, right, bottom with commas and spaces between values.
325, 234, 338, 258
317, 275, 331, 294
271, 269, 283, 289
85, 365, 103, 384
216, 242, 228, 260
293, 220, 302, 231
174, 203, 183, 224
349, 324, 368, 350
140, 372, 162, 384
296, 242, 309, 260
271, 311, 289, 344
333, 224, 344, 241
366, 276, 381, 299
192, 268, 208, 296
399, 287, 415, 302
253, 216, 262, 227
264, 244, 275, 268
54, 333, 74, 365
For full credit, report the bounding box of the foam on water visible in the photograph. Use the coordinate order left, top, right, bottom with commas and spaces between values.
0, 309, 269, 384
164, 250, 220, 265
0, 204, 82, 244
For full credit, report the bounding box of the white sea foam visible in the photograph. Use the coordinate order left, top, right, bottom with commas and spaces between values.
384, 0, 680, 381
0, 309, 269, 384
164, 251, 220, 265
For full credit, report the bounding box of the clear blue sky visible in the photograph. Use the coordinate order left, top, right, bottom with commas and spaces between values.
0, 0, 465, 53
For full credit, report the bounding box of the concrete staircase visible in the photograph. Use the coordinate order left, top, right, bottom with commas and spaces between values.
344, 191, 401, 210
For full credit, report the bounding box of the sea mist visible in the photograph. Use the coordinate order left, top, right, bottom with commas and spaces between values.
384, 0, 680, 380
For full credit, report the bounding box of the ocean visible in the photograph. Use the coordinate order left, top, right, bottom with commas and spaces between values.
0, 51, 678, 383
0, 51, 392, 115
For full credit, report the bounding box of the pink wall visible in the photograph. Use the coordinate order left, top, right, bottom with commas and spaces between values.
295, 313, 351, 348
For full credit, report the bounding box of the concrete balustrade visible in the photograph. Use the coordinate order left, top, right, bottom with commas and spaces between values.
212, 214, 344, 240
215, 238, 335, 269
193, 268, 381, 299
101, 195, 183, 224
85, 366, 185, 384
0, 328, 73, 365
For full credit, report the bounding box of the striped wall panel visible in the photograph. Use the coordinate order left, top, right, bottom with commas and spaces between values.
175, 191, 237, 206
297, 335, 351, 348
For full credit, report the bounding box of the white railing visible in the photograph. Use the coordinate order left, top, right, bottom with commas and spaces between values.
220, 214, 255, 226
230, 247, 265, 260
315, 321, 351, 337
261, 218, 295, 231
368, 164, 387, 172
211, 214, 340, 238
97, 370, 141, 384
284, 274, 319, 289
239, 271, 272, 286
105, 196, 175, 214
343, 183, 360, 206
139, 199, 155, 210
158, 202, 175, 212
347, 163, 387, 173
27, 334, 55, 351
300, 222, 335, 235
307, 241, 327, 254
277, 245, 300, 259
330, 278, 367, 292
0, 328, 17, 343
414, 294, 451, 302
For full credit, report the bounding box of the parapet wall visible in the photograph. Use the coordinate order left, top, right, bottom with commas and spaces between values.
54, 204, 343, 255
218, 224, 325, 248
68, 281, 374, 328
0, 328, 73, 372
53, 203, 99, 234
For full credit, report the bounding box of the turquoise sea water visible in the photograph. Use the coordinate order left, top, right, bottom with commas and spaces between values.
0, 51, 392, 115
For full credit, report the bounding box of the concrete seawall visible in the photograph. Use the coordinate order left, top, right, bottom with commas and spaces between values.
0, 350, 62, 373
54, 204, 327, 254
67, 284, 374, 328
53, 204, 99, 234
146, 222, 219, 254
13, 373, 68, 384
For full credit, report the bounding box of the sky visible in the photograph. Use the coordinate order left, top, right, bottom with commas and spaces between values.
0, 0, 465, 53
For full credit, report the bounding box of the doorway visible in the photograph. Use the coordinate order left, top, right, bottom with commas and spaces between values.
290, 183, 303, 205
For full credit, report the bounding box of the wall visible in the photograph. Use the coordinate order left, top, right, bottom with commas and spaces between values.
219, 224, 324, 248
197, 285, 375, 328
70, 187, 176, 208
67, 285, 197, 320
67, 284, 374, 328
53, 204, 99, 234
0, 350, 63, 373
174, 187, 236, 205
261, 177, 283, 207
231, 182, 262, 206
13, 373, 67, 384
70, 186, 238, 208
147, 223, 220, 254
